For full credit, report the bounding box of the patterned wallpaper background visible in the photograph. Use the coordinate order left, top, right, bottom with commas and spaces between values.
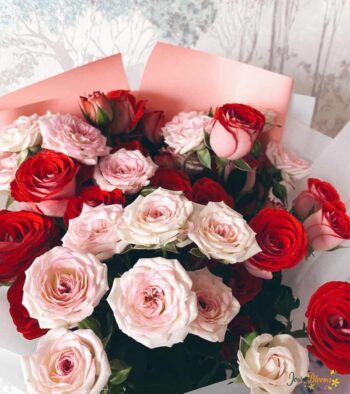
0, 0, 349, 136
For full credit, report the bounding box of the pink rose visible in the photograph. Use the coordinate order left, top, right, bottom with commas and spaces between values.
293, 178, 341, 219
93, 148, 158, 194
23, 246, 108, 328
107, 257, 198, 348
266, 141, 310, 185
210, 104, 265, 160
117, 188, 193, 248
162, 111, 212, 154
22, 328, 111, 394
62, 204, 127, 260
189, 268, 240, 342
0, 151, 18, 192
40, 113, 110, 165
80, 91, 113, 127
303, 202, 350, 251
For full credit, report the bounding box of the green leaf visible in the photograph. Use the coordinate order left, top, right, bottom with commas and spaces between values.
233, 159, 252, 172
5, 195, 14, 209
239, 331, 257, 357
140, 186, 156, 197
251, 141, 261, 159
189, 248, 206, 258
197, 148, 212, 169
273, 285, 300, 320
272, 182, 287, 205
162, 243, 179, 254
78, 316, 103, 339
204, 132, 212, 149
215, 156, 229, 170
102, 332, 113, 348
234, 374, 244, 384
110, 367, 132, 385
17, 149, 29, 165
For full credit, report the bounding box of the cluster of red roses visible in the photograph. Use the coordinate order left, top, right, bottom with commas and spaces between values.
1, 89, 350, 390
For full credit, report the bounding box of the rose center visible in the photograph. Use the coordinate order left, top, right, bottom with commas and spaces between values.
141, 286, 165, 316
329, 314, 350, 333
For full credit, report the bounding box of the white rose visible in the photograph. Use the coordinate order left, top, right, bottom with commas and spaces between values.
266, 141, 310, 185
0, 151, 18, 191
118, 188, 193, 248
238, 333, 309, 394
189, 268, 240, 342
188, 201, 261, 263
62, 204, 127, 260
0, 114, 42, 152
23, 246, 109, 329
94, 148, 158, 194
162, 111, 212, 154
107, 257, 198, 348
22, 328, 111, 394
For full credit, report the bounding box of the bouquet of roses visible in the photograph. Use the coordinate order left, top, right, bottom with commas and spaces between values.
1, 45, 350, 394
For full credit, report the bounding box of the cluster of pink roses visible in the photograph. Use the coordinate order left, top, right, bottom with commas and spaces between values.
1, 89, 349, 394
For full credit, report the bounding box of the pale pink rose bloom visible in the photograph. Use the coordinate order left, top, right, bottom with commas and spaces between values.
162, 111, 212, 154
22, 328, 111, 394
189, 268, 240, 342
107, 257, 198, 348
238, 334, 309, 394
94, 148, 158, 194
23, 246, 108, 329
62, 203, 127, 260
266, 141, 310, 186
0, 114, 42, 152
40, 113, 110, 165
0, 151, 18, 191
188, 202, 261, 264
303, 203, 350, 251
118, 188, 193, 248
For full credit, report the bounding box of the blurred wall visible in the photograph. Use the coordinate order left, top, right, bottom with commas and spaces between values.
0, 0, 349, 136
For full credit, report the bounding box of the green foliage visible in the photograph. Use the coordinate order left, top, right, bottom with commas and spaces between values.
197, 148, 212, 169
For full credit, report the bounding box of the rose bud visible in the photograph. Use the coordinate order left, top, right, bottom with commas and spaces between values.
142, 110, 165, 145
306, 281, 350, 374
107, 90, 146, 135
210, 104, 265, 160
80, 91, 113, 127
293, 178, 342, 219
303, 201, 350, 251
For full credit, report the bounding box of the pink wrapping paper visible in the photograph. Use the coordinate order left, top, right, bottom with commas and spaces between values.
139, 43, 293, 141
0, 53, 129, 123
0, 43, 293, 141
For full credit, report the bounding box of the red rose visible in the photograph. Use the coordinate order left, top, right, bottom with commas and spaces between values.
64, 185, 125, 225
248, 208, 307, 272
293, 178, 341, 219
7, 275, 48, 339
153, 152, 177, 169
228, 263, 262, 305
10, 150, 80, 217
0, 210, 60, 283
306, 281, 350, 374
142, 110, 165, 145
150, 168, 192, 198
107, 90, 146, 134
303, 201, 350, 251
191, 177, 234, 207
210, 104, 265, 160
111, 140, 149, 156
